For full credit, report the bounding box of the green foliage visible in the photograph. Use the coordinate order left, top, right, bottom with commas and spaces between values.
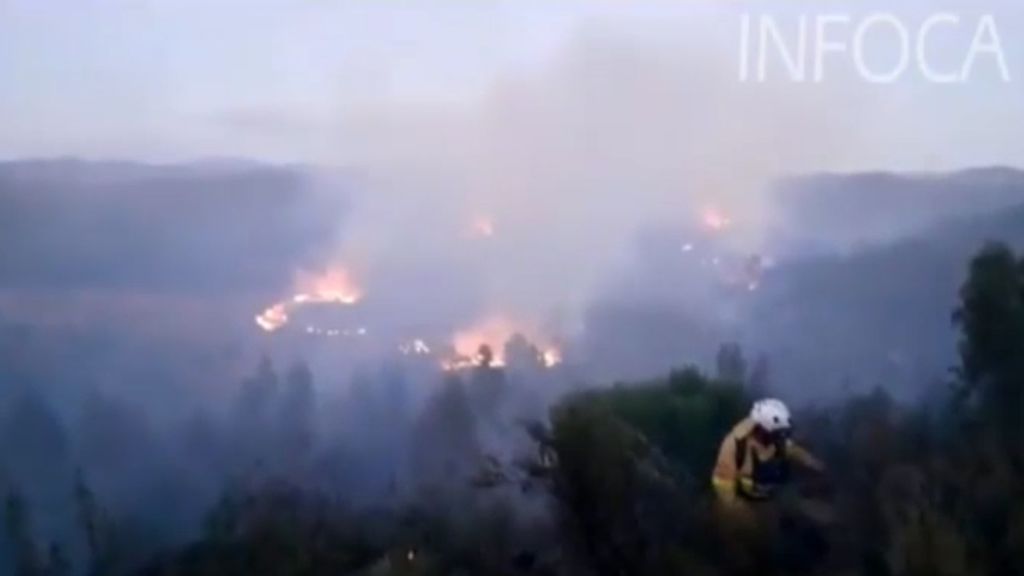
10, 241, 1024, 576
3, 488, 71, 576
581, 367, 749, 485
546, 396, 705, 576
140, 484, 381, 576
532, 239, 1024, 576
411, 376, 482, 495
74, 470, 123, 576
5, 489, 43, 576
716, 343, 748, 385
280, 361, 315, 462
953, 242, 1024, 455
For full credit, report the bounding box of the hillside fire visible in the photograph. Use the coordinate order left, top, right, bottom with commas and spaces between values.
701, 206, 732, 232
254, 266, 364, 333
468, 215, 496, 239
440, 315, 562, 371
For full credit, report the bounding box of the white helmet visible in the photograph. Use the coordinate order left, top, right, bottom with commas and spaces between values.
751, 398, 791, 432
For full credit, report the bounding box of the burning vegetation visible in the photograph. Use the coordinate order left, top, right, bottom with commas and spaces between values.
252, 264, 561, 373
468, 215, 496, 239
442, 315, 562, 371
396, 316, 563, 372
254, 266, 364, 333
701, 205, 732, 232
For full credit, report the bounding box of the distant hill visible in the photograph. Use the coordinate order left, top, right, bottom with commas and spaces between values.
767, 167, 1024, 256
748, 197, 1024, 401
0, 159, 348, 294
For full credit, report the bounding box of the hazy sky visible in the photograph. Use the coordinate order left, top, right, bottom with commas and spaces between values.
1, 0, 1021, 170
2, 1, 1023, 317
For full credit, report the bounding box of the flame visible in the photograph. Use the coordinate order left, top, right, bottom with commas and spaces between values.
542, 348, 562, 368
440, 356, 484, 372
701, 206, 731, 231
468, 215, 495, 239
450, 316, 515, 366
255, 266, 363, 333
442, 315, 562, 371
391, 318, 563, 371
293, 267, 362, 304
255, 303, 288, 332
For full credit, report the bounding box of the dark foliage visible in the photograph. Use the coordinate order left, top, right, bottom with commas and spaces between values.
2, 243, 1024, 576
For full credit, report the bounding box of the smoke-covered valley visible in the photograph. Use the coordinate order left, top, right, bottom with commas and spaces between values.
2, 0, 1024, 572
1, 157, 1023, 572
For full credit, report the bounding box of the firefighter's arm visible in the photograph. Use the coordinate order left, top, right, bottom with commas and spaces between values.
786, 440, 825, 473
711, 434, 738, 487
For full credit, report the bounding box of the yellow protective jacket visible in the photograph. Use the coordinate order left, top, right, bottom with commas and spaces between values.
711, 417, 822, 501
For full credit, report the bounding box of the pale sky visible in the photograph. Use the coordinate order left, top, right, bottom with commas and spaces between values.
2, 0, 1023, 318
1, 0, 1021, 171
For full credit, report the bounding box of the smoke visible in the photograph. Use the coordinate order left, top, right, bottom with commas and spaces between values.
1, 5, 1024, 570
0, 160, 346, 296
323, 17, 868, 326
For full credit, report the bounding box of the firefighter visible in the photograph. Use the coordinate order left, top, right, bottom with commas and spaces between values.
711, 398, 825, 511
711, 399, 832, 570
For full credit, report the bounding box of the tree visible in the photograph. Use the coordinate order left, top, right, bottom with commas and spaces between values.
748, 355, 772, 395
411, 376, 482, 497
716, 343, 748, 384
0, 391, 71, 482
476, 344, 494, 369
504, 334, 544, 373
544, 396, 706, 576
279, 361, 315, 466
74, 470, 119, 576
952, 242, 1024, 456
233, 356, 280, 472
607, 368, 749, 482
237, 356, 280, 426
4, 489, 42, 576
137, 485, 381, 576
947, 242, 1024, 573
